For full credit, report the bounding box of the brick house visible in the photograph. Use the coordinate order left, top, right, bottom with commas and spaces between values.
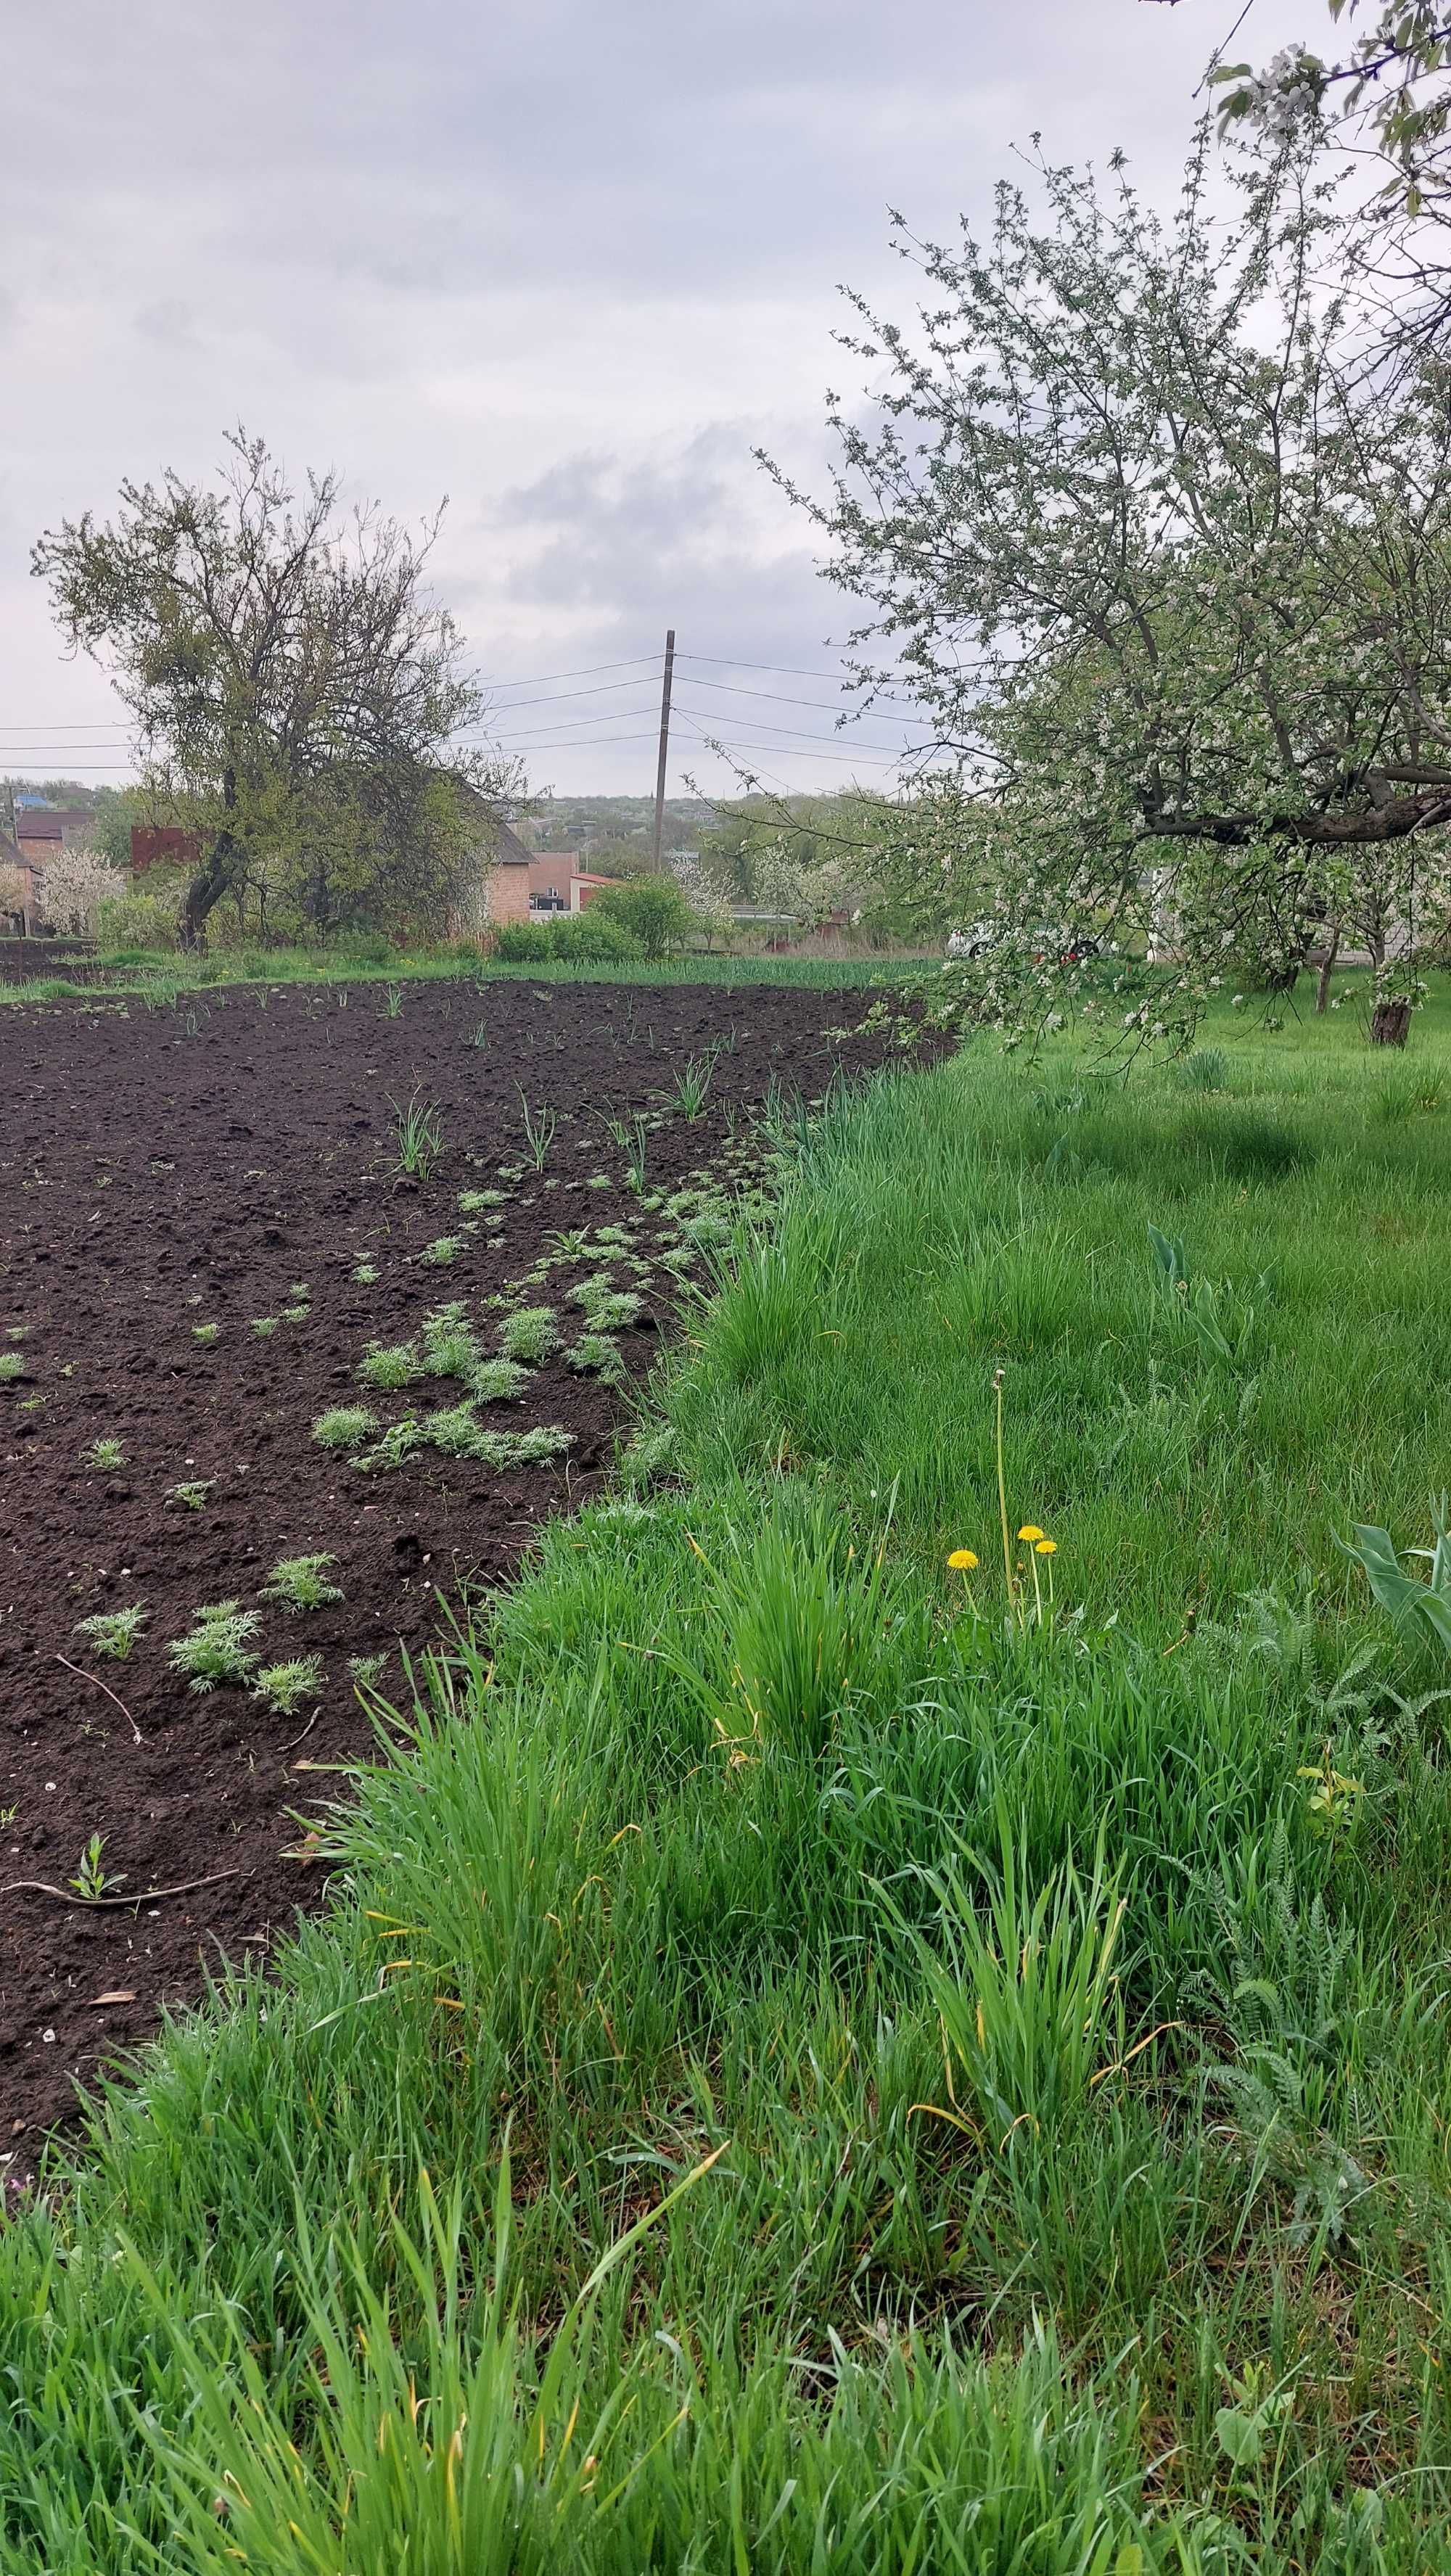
14, 808, 97, 868
448, 817, 626, 935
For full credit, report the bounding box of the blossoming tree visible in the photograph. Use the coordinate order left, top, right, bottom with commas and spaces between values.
776, 125, 1451, 1045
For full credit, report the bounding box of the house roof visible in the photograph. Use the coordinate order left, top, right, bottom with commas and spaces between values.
14, 809, 94, 841
493, 818, 534, 868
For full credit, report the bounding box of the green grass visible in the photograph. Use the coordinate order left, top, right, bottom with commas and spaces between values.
7, 1001, 1451, 2570
0, 945, 924, 1011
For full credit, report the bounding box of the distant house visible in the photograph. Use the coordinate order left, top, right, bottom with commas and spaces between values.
527, 852, 582, 913
447, 818, 623, 934
14, 808, 97, 869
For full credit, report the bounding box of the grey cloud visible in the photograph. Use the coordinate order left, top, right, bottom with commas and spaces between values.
1, 0, 1315, 791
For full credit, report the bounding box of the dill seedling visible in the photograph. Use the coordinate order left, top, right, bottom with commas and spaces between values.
313, 1404, 378, 1452
168, 1601, 262, 1693
73, 1605, 148, 1661
499, 1305, 557, 1365
358, 1341, 419, 1390
253, 1653, 325, 1715
261, 1552, 345, 1613
470, 1356, 530, 1404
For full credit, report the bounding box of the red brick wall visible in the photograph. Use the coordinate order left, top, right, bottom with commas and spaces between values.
131, 826, 200, 876
487, 865, 533, 924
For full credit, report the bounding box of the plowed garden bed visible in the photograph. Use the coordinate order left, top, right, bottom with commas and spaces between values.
0, 973, 905, 2152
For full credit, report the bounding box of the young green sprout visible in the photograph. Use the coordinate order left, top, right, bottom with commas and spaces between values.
260, 1552, 345, 1613
84, 1437, 126, 1471
358, 1341, 419, 1390
252, 1653, 325, 1716
312, 1404, 378, 1452
73, 1605, 148, 1661
69, 1835, 118, 1901
499, 1305, 557, 1365
168, 1601, 262, 1693
390, 1088, 444, 1180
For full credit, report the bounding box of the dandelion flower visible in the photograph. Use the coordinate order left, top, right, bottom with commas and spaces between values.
1035, 1538, 1057, 1556
947, 1548, 979, 1571
1017, 1525, 1044, 1544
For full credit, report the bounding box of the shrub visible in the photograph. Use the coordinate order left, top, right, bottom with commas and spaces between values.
589, 877, 693, 958
491, 921, 554, 962
553, 909, 644, 962
491, 912, 646, 965
96, 876, 186, 952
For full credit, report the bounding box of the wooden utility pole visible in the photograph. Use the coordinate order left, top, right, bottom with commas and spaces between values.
649, 627, 675, 871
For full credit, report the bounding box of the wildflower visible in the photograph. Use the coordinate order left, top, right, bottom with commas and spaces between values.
947, 1548, 979, 1570
1017, 1524, 1045, 1544
1035, 1538, 1057, 1556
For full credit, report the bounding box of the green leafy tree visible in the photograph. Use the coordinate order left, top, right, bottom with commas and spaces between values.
33, 430, 519, 946
776, 125, 1451, 1048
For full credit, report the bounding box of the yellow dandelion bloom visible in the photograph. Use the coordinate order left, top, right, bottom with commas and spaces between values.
947, 1548, 979, 1571
1035, 1538, 1057, 1556
1017, 1524, 1044, 1544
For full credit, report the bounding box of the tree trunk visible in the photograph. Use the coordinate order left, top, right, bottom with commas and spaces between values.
184, 834, 243, 947
1315, 925, 1341, 1014
1370, 998, 1413, 1047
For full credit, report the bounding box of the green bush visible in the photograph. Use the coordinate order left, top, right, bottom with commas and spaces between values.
555, 909, 644, 962
589, 877, 694, 958
96, 882, 185, 952
493, 912, 645, 965
491, 921, 555, 962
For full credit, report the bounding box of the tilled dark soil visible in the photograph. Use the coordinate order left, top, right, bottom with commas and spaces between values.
0, 973, 900, 2159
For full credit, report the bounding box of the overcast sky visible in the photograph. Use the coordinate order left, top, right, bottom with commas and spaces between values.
1, 0, 1310, 804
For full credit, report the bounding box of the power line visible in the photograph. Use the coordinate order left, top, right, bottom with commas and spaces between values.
477, 702, 659, 745
675, 650, 886, 683
671, 712, 931, 772
673, 696, 936, 756
480, 654, 658, 692
678, 674, 921, 716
